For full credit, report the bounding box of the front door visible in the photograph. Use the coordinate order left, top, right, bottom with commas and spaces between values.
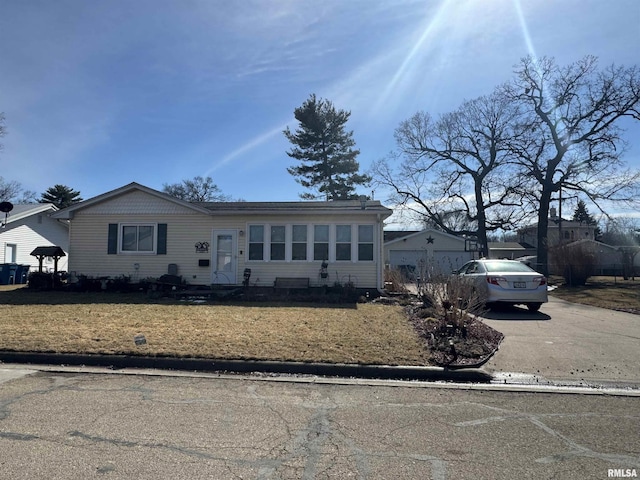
212, 230, 237, 284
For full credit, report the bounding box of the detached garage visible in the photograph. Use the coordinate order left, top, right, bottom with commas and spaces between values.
384, 229, 474, 277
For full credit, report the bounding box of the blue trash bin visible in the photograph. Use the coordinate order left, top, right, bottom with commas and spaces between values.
16, 265, 30, 284
0, 263, 18, 285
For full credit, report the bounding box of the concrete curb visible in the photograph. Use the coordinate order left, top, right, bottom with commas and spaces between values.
0, 352, 493, 383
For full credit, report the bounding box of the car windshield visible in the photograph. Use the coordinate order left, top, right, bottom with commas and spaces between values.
483, 261, 536, 273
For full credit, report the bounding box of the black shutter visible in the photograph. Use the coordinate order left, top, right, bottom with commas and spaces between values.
157, 224, 167, 255
108, 224, 118, 254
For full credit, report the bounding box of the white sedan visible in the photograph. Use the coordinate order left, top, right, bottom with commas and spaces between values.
454, 259, 548, 311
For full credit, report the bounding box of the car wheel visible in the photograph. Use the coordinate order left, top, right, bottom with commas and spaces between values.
527, 303, 542, 312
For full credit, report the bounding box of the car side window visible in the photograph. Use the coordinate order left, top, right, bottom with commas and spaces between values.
467, 262, 478, 274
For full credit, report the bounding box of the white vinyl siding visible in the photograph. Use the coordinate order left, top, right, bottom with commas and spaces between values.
0, 211, 69, 272
65, 192, 386, 288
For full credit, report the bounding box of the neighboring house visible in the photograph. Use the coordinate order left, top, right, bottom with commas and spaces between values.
51, 183, 392, 290
553, 239, 639, 276
383, 229, 474, 276
518, 207, 597, 247
488, 242, 536, 260
0, 203, 69, 276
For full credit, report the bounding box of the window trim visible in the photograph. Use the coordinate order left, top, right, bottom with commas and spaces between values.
269, 225, 286, 261
248, 224, 265, 261
118, 223, 157, 254
357, 224, 375, 262
291, 224, 309, 261
313, 224, 330, 262
335, 224, 352, 262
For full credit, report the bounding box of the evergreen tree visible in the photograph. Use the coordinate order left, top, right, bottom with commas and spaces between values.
284, 94, 371, 200
572, 200, 597, 225
572, 200, 601, 240
40, 184, 83, 209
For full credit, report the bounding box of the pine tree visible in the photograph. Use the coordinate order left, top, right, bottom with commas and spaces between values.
572, 200, 597, 225
40, 185, 83, 209
572, 200, 601, 240
284, 94, 371, 200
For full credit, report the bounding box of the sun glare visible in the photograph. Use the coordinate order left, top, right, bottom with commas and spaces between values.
374, 1, 453, 113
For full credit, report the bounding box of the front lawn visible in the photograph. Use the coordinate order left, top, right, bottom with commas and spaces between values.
550, 276, 639, 314
0, 286, 432, 366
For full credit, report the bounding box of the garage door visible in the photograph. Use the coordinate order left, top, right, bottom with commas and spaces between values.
389, 250, 472, 274
433, 251, 472, 273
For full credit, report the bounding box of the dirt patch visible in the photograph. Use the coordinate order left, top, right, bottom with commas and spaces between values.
406, 304, 504, 368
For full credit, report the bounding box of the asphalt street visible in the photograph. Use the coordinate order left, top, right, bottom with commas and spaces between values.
0, 368, 639, 480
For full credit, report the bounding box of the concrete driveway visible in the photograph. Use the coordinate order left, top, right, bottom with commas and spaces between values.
481, 296, 640, 385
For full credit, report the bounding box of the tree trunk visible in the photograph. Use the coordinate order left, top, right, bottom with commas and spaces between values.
536, 191, 552, 276
475, 184, 489, 258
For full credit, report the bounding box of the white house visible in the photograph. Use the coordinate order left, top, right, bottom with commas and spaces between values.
383, 229, 474, 276
0, 203, 69, 281
51, 183, 393, 290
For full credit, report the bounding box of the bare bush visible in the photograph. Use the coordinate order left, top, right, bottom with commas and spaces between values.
417, 268, 487, 329
550, 243, 597, 286
384, 268, 409, 293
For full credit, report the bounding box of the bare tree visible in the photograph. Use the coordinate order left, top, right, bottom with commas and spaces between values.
0, 177, 37, 203
372, 92, 525, 256
163, 176, 230, 202
504, 55, 640, 274
0, 112, 5, 147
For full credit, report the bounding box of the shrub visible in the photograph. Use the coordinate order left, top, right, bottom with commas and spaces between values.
384, 268, 409, 293
417, 268, 487, 330
550, 243, 596, 286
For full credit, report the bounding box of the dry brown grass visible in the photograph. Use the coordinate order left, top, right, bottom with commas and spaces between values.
550, 276, 640, 313
0, 286, 431, 366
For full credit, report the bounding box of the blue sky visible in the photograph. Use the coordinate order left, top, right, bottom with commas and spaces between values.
1, 0, 639, 215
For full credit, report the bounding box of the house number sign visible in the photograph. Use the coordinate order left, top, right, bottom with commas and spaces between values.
195, 242, 209, 253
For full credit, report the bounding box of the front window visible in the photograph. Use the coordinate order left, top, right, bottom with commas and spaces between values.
292, 225, 308, 261
270, 225, 286, 261
121, 225, 155, 252
358, 225, 374, 261
314, 225, 329, 261
336, 225, 352, 261
248, 225, 264, 260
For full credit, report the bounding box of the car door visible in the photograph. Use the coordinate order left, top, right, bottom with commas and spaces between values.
458, 261, 486, 291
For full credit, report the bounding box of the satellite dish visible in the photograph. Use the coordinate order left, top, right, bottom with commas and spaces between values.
0, 201, 13, 213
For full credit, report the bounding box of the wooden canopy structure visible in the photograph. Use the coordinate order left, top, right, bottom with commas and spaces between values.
30, 246, 66, 273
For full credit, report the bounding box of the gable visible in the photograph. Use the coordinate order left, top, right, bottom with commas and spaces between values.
77, 190, 202, 216
385, 229, 465, 250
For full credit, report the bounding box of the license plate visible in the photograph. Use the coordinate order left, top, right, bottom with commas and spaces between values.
514, 282, 526, 288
